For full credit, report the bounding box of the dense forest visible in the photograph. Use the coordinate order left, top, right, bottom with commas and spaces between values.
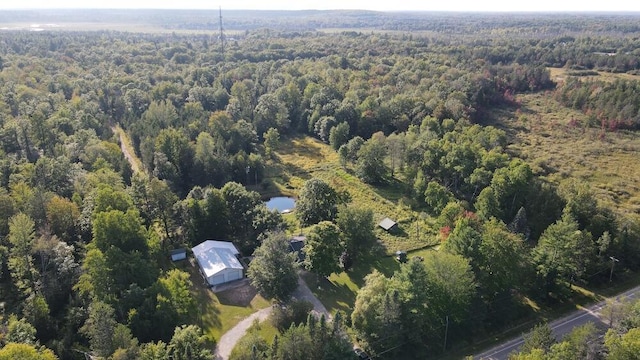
1, 10, 640, 360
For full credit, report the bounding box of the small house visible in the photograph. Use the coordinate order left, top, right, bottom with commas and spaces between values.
170, 248, 187, 262
379, 217, 398, 232
192, 240, 244, 286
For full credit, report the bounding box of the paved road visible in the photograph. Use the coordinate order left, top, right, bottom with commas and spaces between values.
474, 285, 640, 359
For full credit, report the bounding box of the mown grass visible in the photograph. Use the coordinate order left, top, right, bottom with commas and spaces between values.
488, 92, 640, 221
300, 253, 401, 315
268, 135, 439, 254
181, 260, 271, 343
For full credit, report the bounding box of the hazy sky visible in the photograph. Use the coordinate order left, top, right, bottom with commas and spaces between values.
1, 0, 639, 12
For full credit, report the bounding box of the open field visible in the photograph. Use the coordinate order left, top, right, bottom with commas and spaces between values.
488, 92, 640, 220
548, 67, 640, 83
267, 136, 439, 254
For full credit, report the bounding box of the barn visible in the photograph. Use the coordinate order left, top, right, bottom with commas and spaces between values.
192, 240, 244, 286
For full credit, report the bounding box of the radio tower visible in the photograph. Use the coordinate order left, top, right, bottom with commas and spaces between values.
219, 6, 225, 59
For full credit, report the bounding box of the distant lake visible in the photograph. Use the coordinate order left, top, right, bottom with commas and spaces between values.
265, 197, 296, 213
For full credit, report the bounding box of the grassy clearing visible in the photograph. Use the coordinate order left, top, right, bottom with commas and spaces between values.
268, 135, 439, 254
548, 67, 640, 83
182, 260, 271, 342
488, 92, 640, 220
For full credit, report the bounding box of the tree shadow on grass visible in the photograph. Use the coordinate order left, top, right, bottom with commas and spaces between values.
186, 262, 222, 331
215, 283, 260, 308
301, 253, 401, 314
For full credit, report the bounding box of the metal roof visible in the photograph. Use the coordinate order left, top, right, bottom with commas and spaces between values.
379, 217, 397, 231
192, 240, 243, 278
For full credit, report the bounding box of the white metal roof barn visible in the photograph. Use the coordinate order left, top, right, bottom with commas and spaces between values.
192, 240, 244, 286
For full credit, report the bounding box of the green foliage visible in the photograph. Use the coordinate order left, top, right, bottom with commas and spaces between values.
605, 327, 640, 359
424, 181, 454, 215
478, 218, 529, 295
0, 343, 58, 360
355, 133, 388, 184
442, 216, 482, 269
229, 327, 269, 360
153, 269, 197, 338
520, 322, 556, 355
269, 300, 314, 333
305, 221, 343, 277
352, 254, 475, 356
247, 232, 299, 301
263, 127, 280, 157
296, 178, 339, 226
272, 315, 355, 360
167, 325, 212, 360
329, 122, 350, 151
533, 214, 595, 295
5, 315, 37, 345
7, 213, 38, 296
335, 205, 375, 260
81, 301, 118, 358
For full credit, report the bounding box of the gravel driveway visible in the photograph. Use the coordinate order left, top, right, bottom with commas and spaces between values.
214, 274, 330, 359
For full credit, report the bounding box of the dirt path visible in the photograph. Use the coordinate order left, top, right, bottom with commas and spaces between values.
214, 275, 330, 359
292, 274, 331, 320
111, 124, 142, 174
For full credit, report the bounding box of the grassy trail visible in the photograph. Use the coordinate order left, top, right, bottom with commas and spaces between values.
112, 124, 144, 175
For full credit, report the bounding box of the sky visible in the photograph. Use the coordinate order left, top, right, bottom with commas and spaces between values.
1, 0, 640, 12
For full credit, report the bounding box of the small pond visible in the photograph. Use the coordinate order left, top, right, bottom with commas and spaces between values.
265, 196, 296, 213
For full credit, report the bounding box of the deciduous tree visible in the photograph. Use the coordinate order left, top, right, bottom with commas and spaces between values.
305, 221, 342, 278
247, 232, 298, 301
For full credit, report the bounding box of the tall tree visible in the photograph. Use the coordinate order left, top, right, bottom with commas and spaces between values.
356, 133, 388, 184
335, 205, 375, 261
247, 232, 298, 302
81, 301, 118, 358
296, 178, 339, 226
305, 221, 343, 278
7, 213, 38, 296
533, 213, 595, 295
168, 325, 212, 360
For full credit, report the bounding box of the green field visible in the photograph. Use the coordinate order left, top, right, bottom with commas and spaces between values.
488, 92, 640, 221
267, 136, 439, 254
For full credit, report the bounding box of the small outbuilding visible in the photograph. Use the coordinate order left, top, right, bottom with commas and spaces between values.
378, 217, 398, 232
192, 240, 244, 287
170, 248, 187, 262
289, 235, 306, 262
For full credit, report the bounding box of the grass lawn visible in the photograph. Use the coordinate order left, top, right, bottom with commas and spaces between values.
301, 253, 401, 315
229, 317, 280, 357
267, 135, 440, 254
180, 260, 271, 343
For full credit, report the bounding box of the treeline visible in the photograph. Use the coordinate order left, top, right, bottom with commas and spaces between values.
510, 298, 640, 359
556, 77, 640, 130
0, 14, 639, 359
